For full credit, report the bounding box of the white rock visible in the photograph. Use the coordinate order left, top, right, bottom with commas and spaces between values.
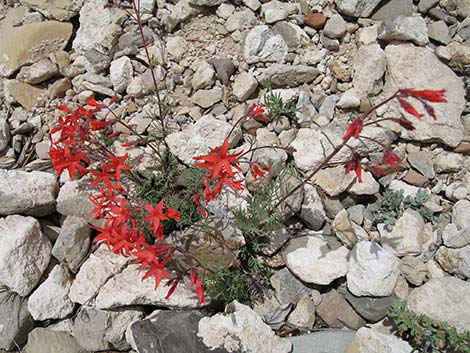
110, 56, 133, 93
286, 236, 349, 285
28, 265, 75, 321
453, 199, 470, 229
335, 0, 382, 17
191, 87, 223, 108
244, 25, 288, 64
435, 245, 470, 280
323, 14, 348, 39
0, 169, 57, 217
166, 36, 188, 61
216, 3, 235, 19
68, 245, 129, 305
225, 8, 256, 33
191, 61, 215, 90
17, 58, 58, 84
378, 209, 425, 256
198, 301, 292, 353
348, 171, 380, 195
313, 166, 356, 197
243, 0, 261, 11
165, 115, 241, 165
233, 71, 258, 101
434, 151, 464, 173
333, 209, 369, 248
353, 44, 386, 98
337, 89, 361, 109
253, 128, 288, 173
347, 327, 412, 353
378, 16, 428, 46
347, 241, 400, 297
407, 277, 470, 331
299, 184, 326, 231
383, 44, 466, 148
95, 264, 199, 309
0, 117, 10, 153
0, 215, 51, 296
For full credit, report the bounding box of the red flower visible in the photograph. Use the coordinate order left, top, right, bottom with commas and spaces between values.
133, 246, 174, 288
382, 149, 402, 170
190, 268, 206, 304
193, 138, 243, 181
49, 146, 89, 177
391, 118, 416, 131
369, 165, 387, 177
398, 98, 424, 119
165, 278, 180, 300
247, 103, 269, 122
101, 153, 132, 182
400, 89, 447, 103
93, 222, 146, 256
345, 154, 362, 182
343, 118, 363, 142
251, 163, 271, 179
144, 200, 181, 239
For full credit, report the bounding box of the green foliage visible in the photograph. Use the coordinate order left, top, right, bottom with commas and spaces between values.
205, 267, 251, 304
387, 301, 470, 352
370, 188, 433, 229
261, 80, 297, 122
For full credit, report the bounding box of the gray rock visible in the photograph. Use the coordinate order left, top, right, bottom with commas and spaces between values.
129, 311, 225, 353
407, 151, 435, 178
272, 21, 309, 49
243, 25, 288, 64
165, 115, 241, 165
446, 42, 470, 74
110, 56, 133, 93
288, 330, 355, 353
335, 0, 382, 17
333, 209, 369, 248
299, 184, 326, 231
0, 215, 51, 296
260, 64, 320, 88
189, 0, 226, 5
337, 89, 361, 109
435, 245, 470, 280
0, 169, 57, 217
347, 241, 400, 297
270, 267, 316, 305
233, 71, 257, 101
352, 44, 386, 98
453, 199, 470, 230
0, 117, 10, 152
343, 290, 397, 323
73, 306, 143, 351
428, 8, 457, 25
261, 1, 289, 24
28, 265, 75, 321
72, 0, 126, 70
313, 166, 356, 197
191, 87, 223, 108
434, 151, 464, 173
383, 44, 466, 148
378, 16, 428, 46
165, 0, 201, 32
428, 20, 450, 45
216, 3, 235, 19
400, 255, 427, 286
287, 295, 316, 329
210, 58, 236, 85
348, 171, 380, 195
95, 264, 199, 309
320, 33, 340, 51
456, 0, 470, 18
316, 290, 366, 329
371, 0, 413, 20
68, 245, 129, 305
457, 17, 470, 41
378, 209, 425, 256
25, 327, 87, 353
407, 277, 470, 331
323, 14, 348, 39
52, 216, 90, 273
0, 291, 34, 350
286, 235, 349, 285
347, 327, 412, 353
17, 58, 58, 84
319, 95, 339, 121
442, 223, 470, 248
418, 0, 440, 13
253, 128, 288, 173
225, 8, 256, 33
198, 301, 292, 353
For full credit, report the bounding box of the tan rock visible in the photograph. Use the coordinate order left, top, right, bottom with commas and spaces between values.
304, 13, 327, 29
4, 80, 46, 111
0, 7, 73, 77
19, 0, 82, 21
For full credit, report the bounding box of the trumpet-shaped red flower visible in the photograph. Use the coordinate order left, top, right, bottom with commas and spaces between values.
190, 268, 206, 304
392, 118, 416, 131
49, 146, 89, 177
133, 246, 174, 288
93, 222, 146, 256
193, 138, 243, 181
251, 163, 271, 179
343, 118, 363, 142
345, 154, 362, 182
247, 103, 270, 122
383, 149, 402, 170
398, 98, 424, 119
400, 89, 447, 103
144, 200, 181, 239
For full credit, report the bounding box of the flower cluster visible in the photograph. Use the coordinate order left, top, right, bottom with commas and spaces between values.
342, 89, 447, 181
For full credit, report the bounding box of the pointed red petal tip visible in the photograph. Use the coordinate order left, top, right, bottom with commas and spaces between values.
400, 89, 447, 103
343, 118, 363, 142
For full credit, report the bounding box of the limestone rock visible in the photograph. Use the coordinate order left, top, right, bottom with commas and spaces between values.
286, 235, 349, 285
25, 327, 86, 353
353, 44, 386, 98
313, 166, 356, 197
383, 44, 466, 147
191, 61, 216, 90
0, 215, 51, 296
0, 6, 73, 77
407, 277, 470, 331
316, 290, 365, 330
198, 301, 292, 353
378, 16, 428, 46
299, 184, 326, 231
0, 117, 10, 152
191, 87, 223, 108
272, 21, 309, 49
347, 241, 400, 297
243, 25, 288, 64
17, 58, 58, 84
335, 0, 382, 17
95, 264, 199, 309
323, 14, 347, 39
233, 71, 258, 101
165, 115, 241, 165
4, 80, 46, 111
0, 292, 34, 350
346, 327, 412, 353
28, 265, 75, 321
260, 64, 320, 88
435, 245, 470, 280
19, 0, 83, 21
110, 56, 133, 93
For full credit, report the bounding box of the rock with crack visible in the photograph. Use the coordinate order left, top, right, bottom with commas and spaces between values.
346, 327, 412, 353
335, 0, 382, 17
378, 16, 429, 46
0, 291, 34, 350
243, 25, 288, 64
197, 301, 292, 353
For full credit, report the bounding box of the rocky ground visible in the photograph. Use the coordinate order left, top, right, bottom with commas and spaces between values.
0, 0, 470, 352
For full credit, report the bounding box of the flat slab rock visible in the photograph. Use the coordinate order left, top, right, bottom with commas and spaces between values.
0, 169, 58, 216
